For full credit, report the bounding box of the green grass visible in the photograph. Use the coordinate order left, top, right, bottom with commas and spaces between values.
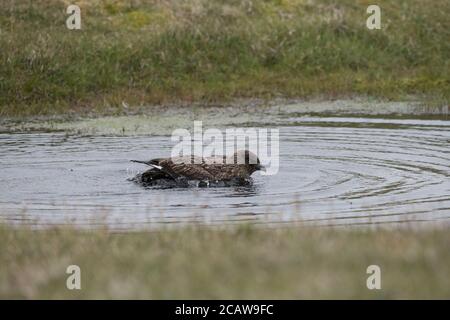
1, 225, 449, 299
0, 0, 449, 117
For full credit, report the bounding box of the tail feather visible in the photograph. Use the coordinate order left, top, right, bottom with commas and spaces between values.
131, 160, 149, 165
130, 159, 181, 180
130, 160, 163, 170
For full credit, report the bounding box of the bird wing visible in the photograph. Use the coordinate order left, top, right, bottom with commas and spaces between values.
207, 164, 249, 180
135, 156, 246, 181
156, 158, 216, 180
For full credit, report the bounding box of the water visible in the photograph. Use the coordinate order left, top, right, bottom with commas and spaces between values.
1, 111, 449, 229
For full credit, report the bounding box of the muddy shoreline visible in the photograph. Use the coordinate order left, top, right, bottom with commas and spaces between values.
1, 98, 448, 134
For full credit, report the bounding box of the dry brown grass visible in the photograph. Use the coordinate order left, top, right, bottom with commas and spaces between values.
1, 224, 449, 299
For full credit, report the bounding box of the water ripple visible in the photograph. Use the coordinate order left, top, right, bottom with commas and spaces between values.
0, 116, 449, 229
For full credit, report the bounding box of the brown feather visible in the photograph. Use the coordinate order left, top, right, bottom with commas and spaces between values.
133, 150, 262, 186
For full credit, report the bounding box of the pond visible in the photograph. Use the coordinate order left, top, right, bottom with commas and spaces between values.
1, 102, 449, 229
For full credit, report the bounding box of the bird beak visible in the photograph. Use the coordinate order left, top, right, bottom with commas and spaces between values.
257, 164, 266, 172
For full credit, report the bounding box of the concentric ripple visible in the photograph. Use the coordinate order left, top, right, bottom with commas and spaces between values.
0, 116, 449, 229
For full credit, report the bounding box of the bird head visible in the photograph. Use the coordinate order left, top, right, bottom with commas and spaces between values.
232, 150, 265, 174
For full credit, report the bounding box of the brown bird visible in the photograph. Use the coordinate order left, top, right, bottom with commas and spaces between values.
131, 150, 264, 187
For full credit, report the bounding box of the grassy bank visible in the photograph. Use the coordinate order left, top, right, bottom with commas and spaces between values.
1, 225, 449, 299
0, 0, 449, 117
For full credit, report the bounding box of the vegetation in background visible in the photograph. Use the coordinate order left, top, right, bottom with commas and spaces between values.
1, 225, 449, 299
0, 0, 449, 117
